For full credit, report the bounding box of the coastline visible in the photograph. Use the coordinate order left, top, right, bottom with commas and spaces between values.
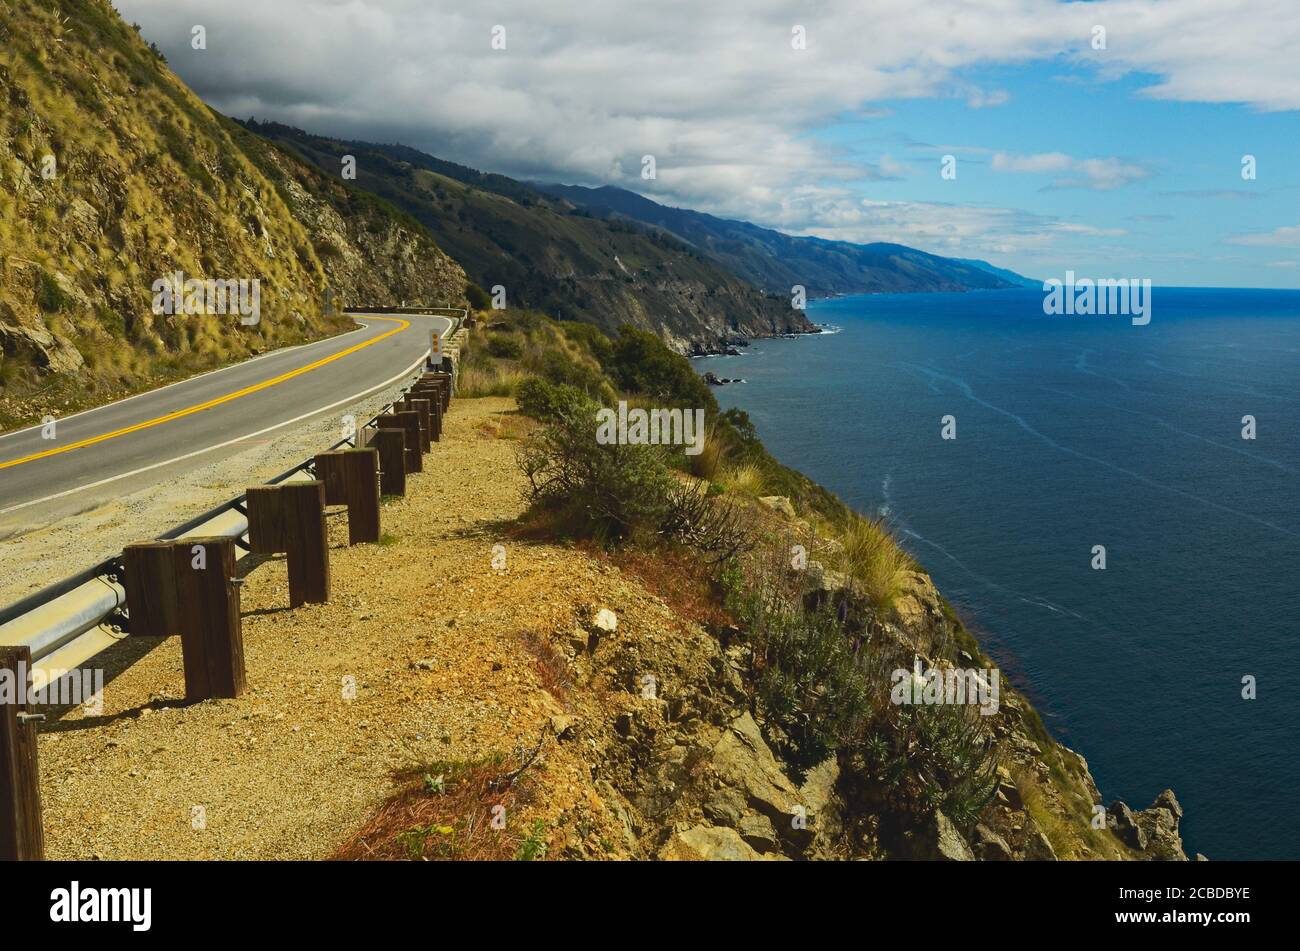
691, 321, 1198, 860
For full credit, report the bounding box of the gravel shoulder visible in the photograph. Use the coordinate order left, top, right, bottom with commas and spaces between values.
37, 395, 642, 859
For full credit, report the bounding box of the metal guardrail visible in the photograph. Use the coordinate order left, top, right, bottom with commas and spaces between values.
0, 311, 468, 679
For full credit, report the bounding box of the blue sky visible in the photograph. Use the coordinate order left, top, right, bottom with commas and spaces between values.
117, 0, 1300, 288
809, 66, 1300, 285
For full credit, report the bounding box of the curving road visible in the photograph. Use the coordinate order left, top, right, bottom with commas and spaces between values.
0, 313, 450, 537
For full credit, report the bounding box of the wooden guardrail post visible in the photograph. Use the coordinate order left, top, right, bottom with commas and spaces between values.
429, 391, 443, 441
123, 541, 181, 637
372, 428, 407, 496
394, 411, 423, 472
414, 377, 446, 412
172, 538, 246, 702
376, 411, 422, 473
424, 374, 451, 411
397, 398, 432, 451
313, 452, 349, 508
246, 485, 288, 556
0, 646, 44, 861
410, 385, 445, 438
433, 372, 452, 410
282, 482, 330, 607
341, 449, 381, 544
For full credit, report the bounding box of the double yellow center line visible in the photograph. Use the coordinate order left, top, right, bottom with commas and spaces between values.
0, 316, 410, 471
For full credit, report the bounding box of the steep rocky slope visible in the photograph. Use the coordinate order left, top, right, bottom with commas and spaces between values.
0, 0, 466, 427
243, 123, 817, 354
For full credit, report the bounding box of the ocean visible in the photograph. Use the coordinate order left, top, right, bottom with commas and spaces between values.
695, 286, 1300, 861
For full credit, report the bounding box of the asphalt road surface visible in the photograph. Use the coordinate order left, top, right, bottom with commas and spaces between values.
0, 314, 450, 536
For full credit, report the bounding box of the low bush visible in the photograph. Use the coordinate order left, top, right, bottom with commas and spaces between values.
485, 332, 523, 359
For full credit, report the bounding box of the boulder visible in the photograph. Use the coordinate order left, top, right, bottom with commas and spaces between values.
906, 810, 975, 861
1022, 819, 1058, 861
995, 767, 1023, 810
1133, 789, 1188, 860
757, 496, 797, 519
710, 712, 811, 849
702, 786, 747, 827
973, 822, 1013, 861
736, 813, 779, 853
1107, 800, 1148, 851
0, 316, 85, 376
659, 824, 774, 861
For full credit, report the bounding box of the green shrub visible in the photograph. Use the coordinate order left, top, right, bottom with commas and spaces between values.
517, 390, 677, 543
728, 567, 869, 777
607, 326, 716, 411
465, 282, 491, 310
515, 378, 592, 423
485, 332, 523, 358
35, 271, 69, 313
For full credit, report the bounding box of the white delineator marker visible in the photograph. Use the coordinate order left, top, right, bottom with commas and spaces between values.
430, 328, 444, 368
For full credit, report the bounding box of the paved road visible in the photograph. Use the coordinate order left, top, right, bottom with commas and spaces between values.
0, 314, 450, 536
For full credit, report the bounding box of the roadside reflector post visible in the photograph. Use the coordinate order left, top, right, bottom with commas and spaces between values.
0, 646, 45, 861
282, 482, 330, 607
172, 537, 246, 702
373, 429, 407, 496
341, 449, 381, 544
123, 541, 181, 637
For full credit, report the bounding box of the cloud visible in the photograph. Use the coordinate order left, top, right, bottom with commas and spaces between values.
1225, 225, 1300, 247
111, 0, 1298, 273
991, 152, 1153, 190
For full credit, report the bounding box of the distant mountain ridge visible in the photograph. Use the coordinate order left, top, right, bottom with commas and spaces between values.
534, 183, 1030, 297
243, 123, 817, 354
953, 258, 1040, 288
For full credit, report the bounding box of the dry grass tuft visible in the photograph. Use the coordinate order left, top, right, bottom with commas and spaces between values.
516, 629, 573, 701
717, 461, 765, 496
334, 747, 545, 861
836, 516, 913, 616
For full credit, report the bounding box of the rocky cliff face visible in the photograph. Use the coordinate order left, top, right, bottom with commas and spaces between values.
543, 506, 1190, 862
0, 0, 465, 427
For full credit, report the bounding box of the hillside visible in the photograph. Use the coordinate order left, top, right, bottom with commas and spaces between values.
535, 183, 1025, 297
0, 0, 466, 428
242, 122, 817, 354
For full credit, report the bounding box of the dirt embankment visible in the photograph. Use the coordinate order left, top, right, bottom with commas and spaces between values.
38, 396, 633, 858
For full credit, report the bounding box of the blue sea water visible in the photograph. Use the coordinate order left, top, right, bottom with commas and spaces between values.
696, 287, 1300, 861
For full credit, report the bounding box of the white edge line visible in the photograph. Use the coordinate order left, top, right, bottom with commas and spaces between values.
0, 321, 372, 443
0, 347, 433, 518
